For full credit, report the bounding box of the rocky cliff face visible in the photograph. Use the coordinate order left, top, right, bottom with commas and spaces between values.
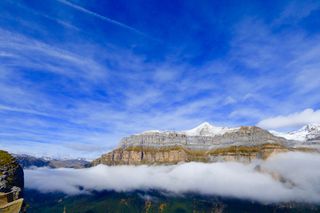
93, 125, 300, 166
0, 150, 24, 199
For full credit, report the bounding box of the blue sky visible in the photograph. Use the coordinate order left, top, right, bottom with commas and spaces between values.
0, 0, 320, 158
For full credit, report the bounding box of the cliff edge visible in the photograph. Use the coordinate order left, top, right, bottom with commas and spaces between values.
0, 150, 24, 199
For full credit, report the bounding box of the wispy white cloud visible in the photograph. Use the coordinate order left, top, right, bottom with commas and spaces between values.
257, 108, 320, 129
11, 0, 80, 31
0, 104, 51, 116
0, 29, 225, 158
0, 29, 108, 82
273, 0, 320, 25
229, 108, 264, 120
57, 0, 149, 37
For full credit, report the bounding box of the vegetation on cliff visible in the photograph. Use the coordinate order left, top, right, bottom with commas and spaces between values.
0, 150, 24, 198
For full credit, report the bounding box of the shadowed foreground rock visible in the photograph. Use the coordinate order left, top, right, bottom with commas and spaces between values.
0, 150, 24, 213
0, 192, 23, 213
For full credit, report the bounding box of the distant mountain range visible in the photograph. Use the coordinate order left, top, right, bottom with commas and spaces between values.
93, 122, 320, 166
14, 154, 90, 169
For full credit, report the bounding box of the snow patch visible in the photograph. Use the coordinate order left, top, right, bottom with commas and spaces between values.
138, 122, 239, 137
182, 122, 239, 136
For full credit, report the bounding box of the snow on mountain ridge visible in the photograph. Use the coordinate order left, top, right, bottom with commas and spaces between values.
182, 122, 239, 136
140, 123, 320, 142
138, 122, 239, 137
270, 123, 320, 142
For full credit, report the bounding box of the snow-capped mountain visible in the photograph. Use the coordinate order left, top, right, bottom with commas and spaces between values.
270, 123, 320, 142
140, 122, 238, 137
140, 122, 320, 143
139, 122, 320, 143
181, 122, 239, 136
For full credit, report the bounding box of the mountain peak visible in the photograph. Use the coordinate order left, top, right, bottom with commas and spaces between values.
197, 121, 212, 127
300, 123, 320, 131
137, 122, 238, 137
270, 123, 320, 142
293, 123, 320, 140
183, 122, 238, 136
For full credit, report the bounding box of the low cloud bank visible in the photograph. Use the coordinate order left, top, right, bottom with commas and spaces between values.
257, 108, 320, 129
25, 152, 320, 203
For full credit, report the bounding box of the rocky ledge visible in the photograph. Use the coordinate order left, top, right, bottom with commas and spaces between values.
92, 124, 317, 166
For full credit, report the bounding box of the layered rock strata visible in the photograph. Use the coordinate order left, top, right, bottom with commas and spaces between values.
93, 126, 302, 166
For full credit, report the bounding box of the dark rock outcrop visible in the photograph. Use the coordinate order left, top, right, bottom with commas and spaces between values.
0, 150, 24, 199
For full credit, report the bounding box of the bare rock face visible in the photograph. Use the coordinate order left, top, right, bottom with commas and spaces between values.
120, 126, 287, 149
92, 126, 294, 166
0, 150, 24, 199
